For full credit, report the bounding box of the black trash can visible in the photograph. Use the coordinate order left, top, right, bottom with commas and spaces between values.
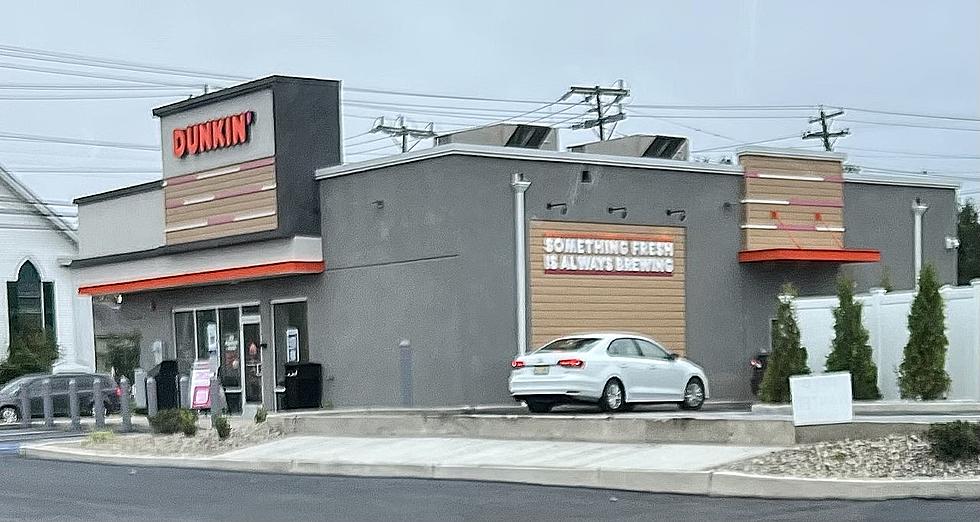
283, 362, 322, 410
147, 360, 180, 410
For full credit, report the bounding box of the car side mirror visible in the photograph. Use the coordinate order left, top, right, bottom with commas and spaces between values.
667, 352, 678, 360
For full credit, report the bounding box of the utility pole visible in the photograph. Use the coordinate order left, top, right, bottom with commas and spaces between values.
563, 80, 630, 140
371, 116, 437, 152
802, 107, 850, 151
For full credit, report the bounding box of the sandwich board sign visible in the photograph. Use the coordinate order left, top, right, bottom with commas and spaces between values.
789, 372, 853, 426
189, 361, 212, 409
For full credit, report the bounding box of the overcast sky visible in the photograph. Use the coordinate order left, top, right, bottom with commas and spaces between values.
1, 0, 977, 209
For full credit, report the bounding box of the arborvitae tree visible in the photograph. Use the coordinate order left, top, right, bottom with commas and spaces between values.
825, 278, 881, 400
958, 200, 980, 286
897, 264, 950, 400
759, 283, 811, 403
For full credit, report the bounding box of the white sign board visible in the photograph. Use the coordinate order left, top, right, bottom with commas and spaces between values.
189, 361, 212, 410
790, 372, 853, 426
286, 327, 300, 363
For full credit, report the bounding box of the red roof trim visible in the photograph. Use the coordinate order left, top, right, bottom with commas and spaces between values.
78, 261, 324, 296
738, 248, 881, 263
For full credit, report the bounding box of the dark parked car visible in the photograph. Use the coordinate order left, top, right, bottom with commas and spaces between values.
0, 373, 121, 424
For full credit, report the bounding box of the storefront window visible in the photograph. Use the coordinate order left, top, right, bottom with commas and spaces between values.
273, 301, 309, 389
174, 311, 195, 374
194, 309, 217, 360
218, 307, 241, 389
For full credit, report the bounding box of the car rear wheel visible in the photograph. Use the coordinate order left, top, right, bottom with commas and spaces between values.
679, 378, 705, 410
599, 379, 627, 413
0, 406, 19, 424
526, 400, 554, 414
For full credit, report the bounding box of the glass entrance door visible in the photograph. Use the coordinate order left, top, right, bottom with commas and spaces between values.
242, 320, 262, 404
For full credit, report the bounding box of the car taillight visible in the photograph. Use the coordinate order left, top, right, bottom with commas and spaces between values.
511, 360, 525, 369
114, 386, 123, 397
557, 359, 584, 368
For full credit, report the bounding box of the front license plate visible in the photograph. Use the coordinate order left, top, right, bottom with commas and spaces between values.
534, 366, 549, 375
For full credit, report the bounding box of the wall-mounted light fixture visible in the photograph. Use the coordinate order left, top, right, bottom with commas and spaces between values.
546, 202, 568, 215
946, 236, 961, 251
372, 200, 385, 209
608, 206, 628, 219
666, 209, 687, 222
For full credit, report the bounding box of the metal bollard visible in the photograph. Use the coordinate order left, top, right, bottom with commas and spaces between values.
179, 375, 189, 409
42, 378, 54, 428
68, 378, 80, 431
120, 376, 132, 433
19, 385, 31, 428
399, 339, 413, 407
93, 377, 105, 429
209, 376, 224, 428
146, 376, 158, 418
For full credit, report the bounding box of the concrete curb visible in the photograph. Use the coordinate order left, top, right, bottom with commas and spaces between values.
751, 400, 980, 416
20, 442, 980, 500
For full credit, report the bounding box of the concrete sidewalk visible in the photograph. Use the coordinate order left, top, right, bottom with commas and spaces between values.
220, 436, 772, 472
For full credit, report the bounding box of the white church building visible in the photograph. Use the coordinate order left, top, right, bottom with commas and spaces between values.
0, 164, 94, 371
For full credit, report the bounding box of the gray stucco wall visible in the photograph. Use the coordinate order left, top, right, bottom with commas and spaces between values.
77, 189, 164, 258
317, 154, 958, 404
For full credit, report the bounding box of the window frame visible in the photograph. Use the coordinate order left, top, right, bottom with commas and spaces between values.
633, 338, 673, 360
606, 338, 642, 358
6, 261, 56, 338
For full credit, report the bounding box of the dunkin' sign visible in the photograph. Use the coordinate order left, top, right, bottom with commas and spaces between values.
172, 111, 254, 158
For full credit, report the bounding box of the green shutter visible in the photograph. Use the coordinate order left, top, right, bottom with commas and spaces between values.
42, 282, 56, 339
6, 282, 17, 338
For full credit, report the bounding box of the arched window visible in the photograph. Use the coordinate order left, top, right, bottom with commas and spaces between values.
6, 261, 55, 337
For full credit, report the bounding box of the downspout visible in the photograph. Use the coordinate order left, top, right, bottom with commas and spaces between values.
511, 173, 531, 356
913, 198, 929, 289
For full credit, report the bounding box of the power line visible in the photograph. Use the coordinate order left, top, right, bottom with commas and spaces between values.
839, 118, 980, 132
369, 116, 437, 153
691, 134, 802, 153
7, 167, 161, 173
841, 106, 980, 122
563, 81, 630, 140
0, 83, 199, 91
837, 146, 980, 160
0, 61, 204, 88
0, 132, 158, 151
0, 93, 194, 101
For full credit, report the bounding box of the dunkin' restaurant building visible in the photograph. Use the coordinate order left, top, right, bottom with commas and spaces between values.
70, 76, 959, 411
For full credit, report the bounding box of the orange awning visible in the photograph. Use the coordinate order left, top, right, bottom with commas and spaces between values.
738, 248, 881, 263
78, 261, 324, 296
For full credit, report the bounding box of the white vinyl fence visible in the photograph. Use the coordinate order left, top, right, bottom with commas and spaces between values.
793, 280, 980, 400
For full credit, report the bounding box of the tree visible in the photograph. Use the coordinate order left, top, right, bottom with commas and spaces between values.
759, 284, 811, 403
0, 328, 60, 386
825, 278, 881, 400
958, 200, 980, 286
898, 264, 950, 400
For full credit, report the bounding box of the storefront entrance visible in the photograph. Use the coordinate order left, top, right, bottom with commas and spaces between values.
173, 303, 264, 414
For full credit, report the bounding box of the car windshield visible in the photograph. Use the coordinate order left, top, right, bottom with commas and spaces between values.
0, 377, 29, 396
535, 338, 601, 353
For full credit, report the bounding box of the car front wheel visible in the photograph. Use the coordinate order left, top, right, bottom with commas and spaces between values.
599, 379, 627, 412
679, 378, 705, 410
0, 406, 19, 425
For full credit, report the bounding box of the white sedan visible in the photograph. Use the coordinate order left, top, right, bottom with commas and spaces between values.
508, 333, 709, 413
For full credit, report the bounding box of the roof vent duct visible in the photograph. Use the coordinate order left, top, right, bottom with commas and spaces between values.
435, 124, 558, 150
568, 135, 690, 161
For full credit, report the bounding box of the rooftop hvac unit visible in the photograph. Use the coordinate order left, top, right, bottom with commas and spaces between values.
568, 135, 690, 161
434, 124, 558, 150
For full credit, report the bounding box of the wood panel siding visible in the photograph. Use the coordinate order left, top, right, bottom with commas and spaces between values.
528, 221, 686, 354
164, 160, 277, 245
739, 154, 846, 252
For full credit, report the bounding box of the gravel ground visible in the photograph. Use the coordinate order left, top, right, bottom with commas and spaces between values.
725, 435, 980, 479
79, 421, 293, 457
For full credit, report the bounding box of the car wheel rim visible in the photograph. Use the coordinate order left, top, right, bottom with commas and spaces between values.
606, 382, 622, 409
685, 382, 704, 406
1, 408, 16, 424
